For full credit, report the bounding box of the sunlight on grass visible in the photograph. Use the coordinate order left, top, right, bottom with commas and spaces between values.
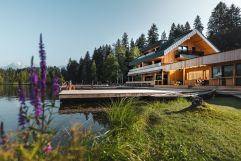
1, 97, 241, 160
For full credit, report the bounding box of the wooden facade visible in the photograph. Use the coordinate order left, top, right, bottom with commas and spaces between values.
127, 29, 241, 86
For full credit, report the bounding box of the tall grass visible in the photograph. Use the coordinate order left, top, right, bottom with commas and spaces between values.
106, 98, 139, 129
1, 97, 241, 160
89, 98, 158, 161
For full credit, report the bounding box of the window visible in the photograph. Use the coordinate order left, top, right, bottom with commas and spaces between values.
212, 66, 222, 78
236, 78, 241, 86
156, 75, 162, 80
178, 46, 188, 53
236, 64, 241, 76
223, 65, 233, 77
192, 47, 196, 53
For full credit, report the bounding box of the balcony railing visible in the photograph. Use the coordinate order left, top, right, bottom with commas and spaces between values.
128, 63, 162, 76
175, 50, 204, 59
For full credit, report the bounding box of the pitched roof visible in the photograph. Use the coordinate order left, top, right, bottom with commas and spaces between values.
129, 29, 220, 66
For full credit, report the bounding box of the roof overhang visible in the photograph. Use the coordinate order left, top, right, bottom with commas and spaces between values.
163, 29, 220, 55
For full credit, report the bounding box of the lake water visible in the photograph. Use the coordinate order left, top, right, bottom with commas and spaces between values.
0, 85, 108, 135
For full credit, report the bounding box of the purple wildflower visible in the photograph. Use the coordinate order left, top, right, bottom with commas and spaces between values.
29, 56, 37, 106
34, 89, 43, 118
39, 34, 47, 98
18, 106, 28, 129
43, 142, 52, 154
52, 76, 60, 97
29, 57, 43, 119
18, 84, 25, 106
18, 84, 28, 129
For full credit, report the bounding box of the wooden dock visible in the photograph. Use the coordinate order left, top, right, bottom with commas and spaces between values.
59, 89, 215, 100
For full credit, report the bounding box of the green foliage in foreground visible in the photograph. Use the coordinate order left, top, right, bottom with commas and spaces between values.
1, 98, 241, 160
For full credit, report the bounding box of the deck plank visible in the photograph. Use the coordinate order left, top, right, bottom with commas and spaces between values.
59, 89, 199, 99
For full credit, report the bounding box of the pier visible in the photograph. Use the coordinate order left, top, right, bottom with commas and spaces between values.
59, 88, 215, 100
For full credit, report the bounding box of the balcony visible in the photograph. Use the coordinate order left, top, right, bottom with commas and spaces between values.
129, 50, 164, 66
128, 63, 162, 76
175, 50, 204, 60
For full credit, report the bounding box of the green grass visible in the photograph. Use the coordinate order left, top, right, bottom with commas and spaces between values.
90, 97, 241, 161
1, 97, 241, 161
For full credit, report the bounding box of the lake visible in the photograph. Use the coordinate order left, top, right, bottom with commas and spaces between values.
0, 85, 108, 136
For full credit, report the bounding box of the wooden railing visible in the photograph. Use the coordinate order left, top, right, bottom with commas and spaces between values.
162, 48, 241, 71
126, 81, 155, 86
128, 63, 162, 76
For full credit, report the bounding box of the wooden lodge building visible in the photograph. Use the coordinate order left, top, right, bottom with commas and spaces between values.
127, 29, 241, 87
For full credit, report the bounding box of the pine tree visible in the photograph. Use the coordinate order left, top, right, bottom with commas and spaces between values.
78, 57, 84, 83
66, 58, 79, 84
226, 4, 241, 30
169, 23, 176, 40
122, 32, 129, 50
147, 24, 159, 45
180, 24, 185, 33
104, 53, 119, 83
161, 31, 167, 40
92, 47, 102, 82
115, 40, 127, 83
184, 21, 191, 31
129, 47, 140, 62
82, 51, 91, 84
135, 33, 146, 49
208, 2, 228, 36
193, 15, 204, 33
130, 38, 135, 49
90, 60, 97, 84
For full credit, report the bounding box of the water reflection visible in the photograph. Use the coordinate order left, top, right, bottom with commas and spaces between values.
0, 85, 108, 133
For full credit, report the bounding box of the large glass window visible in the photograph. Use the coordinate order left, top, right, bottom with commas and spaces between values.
178, 46, 188, 53
223, 65, 233, 77
236, 78, 241, 86
236, 64, 241, 76
212, 66, 222, 78
156, 75, 162, 80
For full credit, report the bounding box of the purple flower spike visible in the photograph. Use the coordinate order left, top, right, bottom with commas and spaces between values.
39, 34, 47, 98
18, 84, 25, 106
35, 104, 43, 117
18, 106, 28, 129
34, 90, 43, 118
18, 83, 28, 129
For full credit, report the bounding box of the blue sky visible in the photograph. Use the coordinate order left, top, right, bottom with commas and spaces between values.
0, 0, 240, 66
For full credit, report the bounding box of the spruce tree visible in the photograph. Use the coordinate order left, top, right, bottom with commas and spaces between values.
90, 60, 97, 84
78, 57, 84, 83
169, 23, 176, 40
66, 58, 79, 84
208, 2, 228, 36
193, 15, 204, 33
82, 51, 91, 84
184, 21, 191, 31
147, 24, 159, 45
104, 53, 119, 83
129, 47, 140, 62
161, 31, 167, 40
135, 33, 146, 49
130, 38, 135, 49
226, 4, 241, 30
122, 32, 129, 50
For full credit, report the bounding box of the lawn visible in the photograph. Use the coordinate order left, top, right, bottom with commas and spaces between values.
1, 96, 241, 161
150, 97, 241, 160
91, 97, 241, 161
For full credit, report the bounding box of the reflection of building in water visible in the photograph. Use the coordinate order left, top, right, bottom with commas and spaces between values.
82, 111, 108, 127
